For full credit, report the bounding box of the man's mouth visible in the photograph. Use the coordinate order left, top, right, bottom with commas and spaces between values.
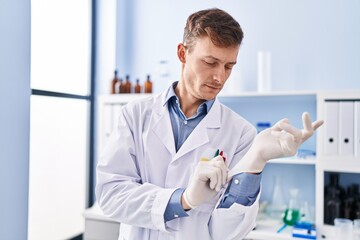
205, 83, 222, 89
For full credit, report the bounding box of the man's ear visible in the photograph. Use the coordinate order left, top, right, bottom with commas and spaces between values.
177, 43, 186, 63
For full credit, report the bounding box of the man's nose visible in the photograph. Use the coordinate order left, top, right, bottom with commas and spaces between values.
213, 66, 226, 83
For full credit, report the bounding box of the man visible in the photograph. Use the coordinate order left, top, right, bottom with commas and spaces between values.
96, 8, 323, 240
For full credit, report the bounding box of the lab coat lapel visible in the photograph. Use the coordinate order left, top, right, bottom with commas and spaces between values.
173, 99, 221, 161
151, 94, 176, 156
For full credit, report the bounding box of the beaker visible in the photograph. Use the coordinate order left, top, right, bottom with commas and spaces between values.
334, 218, 353, 239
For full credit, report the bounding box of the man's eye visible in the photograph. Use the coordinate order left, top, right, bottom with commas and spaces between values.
204, 61, 216, 66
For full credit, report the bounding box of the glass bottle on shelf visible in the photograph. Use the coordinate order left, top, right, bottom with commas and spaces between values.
144, 75, 152, 93
324, 173, 345, 224
344, 184, 359, 220
324, 188, 342, 224
111, 70, 119, 94
353, 185, 360, 219
283, 188, 300, 226
119, 77, 126, 93
135, 79, 141, 94
356, 202, 360, 219
124, 75, 132, 93
325, 173, 345, 197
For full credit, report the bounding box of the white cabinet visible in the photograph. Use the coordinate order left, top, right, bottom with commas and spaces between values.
95, 91, 360, 239
83, 203, 119, 240
98, 94, 152, 153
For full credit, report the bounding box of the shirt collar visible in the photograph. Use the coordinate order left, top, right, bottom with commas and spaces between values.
163, 81, 215, 113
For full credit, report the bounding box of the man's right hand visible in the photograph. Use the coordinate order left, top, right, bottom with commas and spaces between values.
182, 156, 228, 209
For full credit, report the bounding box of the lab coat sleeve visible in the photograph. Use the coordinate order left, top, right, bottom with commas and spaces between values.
209, 123, 259, 240
95, 105, 174, 232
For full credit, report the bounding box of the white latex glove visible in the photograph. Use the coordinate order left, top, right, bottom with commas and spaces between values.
183, 156, 228, 209
228, 112, 324, 178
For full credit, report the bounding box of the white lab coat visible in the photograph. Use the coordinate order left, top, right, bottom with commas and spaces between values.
96, 90, 259, 240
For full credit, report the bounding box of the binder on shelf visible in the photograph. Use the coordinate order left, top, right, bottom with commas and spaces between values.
355, 101, 360, 157
339, 101, 354, 156
324, 101, 339, 155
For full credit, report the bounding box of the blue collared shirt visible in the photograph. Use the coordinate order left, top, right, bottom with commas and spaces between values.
163, 82, 261, 222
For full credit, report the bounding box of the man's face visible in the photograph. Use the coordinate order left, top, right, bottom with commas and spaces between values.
181, 36, 239, 101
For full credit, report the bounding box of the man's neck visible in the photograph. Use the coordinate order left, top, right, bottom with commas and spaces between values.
175, 83, 205, 118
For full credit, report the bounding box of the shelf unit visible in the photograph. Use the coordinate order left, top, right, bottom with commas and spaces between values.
315, 91, 360, 239
268, 157, 316, 165
94, 90, 360, 240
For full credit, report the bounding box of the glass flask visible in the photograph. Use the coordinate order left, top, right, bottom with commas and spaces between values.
283, 188, 301, 226
267, 176, 286, 220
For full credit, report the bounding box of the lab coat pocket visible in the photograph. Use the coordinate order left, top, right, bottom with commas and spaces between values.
209, 197, 259, 240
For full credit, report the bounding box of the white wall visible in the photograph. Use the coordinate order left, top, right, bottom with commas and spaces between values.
0, 0, 30, 239
98, 0, 360, 94
95, 0, 117, 95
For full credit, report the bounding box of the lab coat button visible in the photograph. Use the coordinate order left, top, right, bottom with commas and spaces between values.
234, 179, 240, 185
184, 120, 187, 125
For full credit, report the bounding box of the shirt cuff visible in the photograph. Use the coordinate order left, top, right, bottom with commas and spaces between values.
164, 188, 189, 222
218, 172, 261, 209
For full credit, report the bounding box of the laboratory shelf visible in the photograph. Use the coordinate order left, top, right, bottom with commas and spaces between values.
245, 218, 294, 240
218, 90, 317, 97
99, 93, 152, 104
317, 158, 360, 173
245, 217, 337, 240
268, 157, 316, 165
